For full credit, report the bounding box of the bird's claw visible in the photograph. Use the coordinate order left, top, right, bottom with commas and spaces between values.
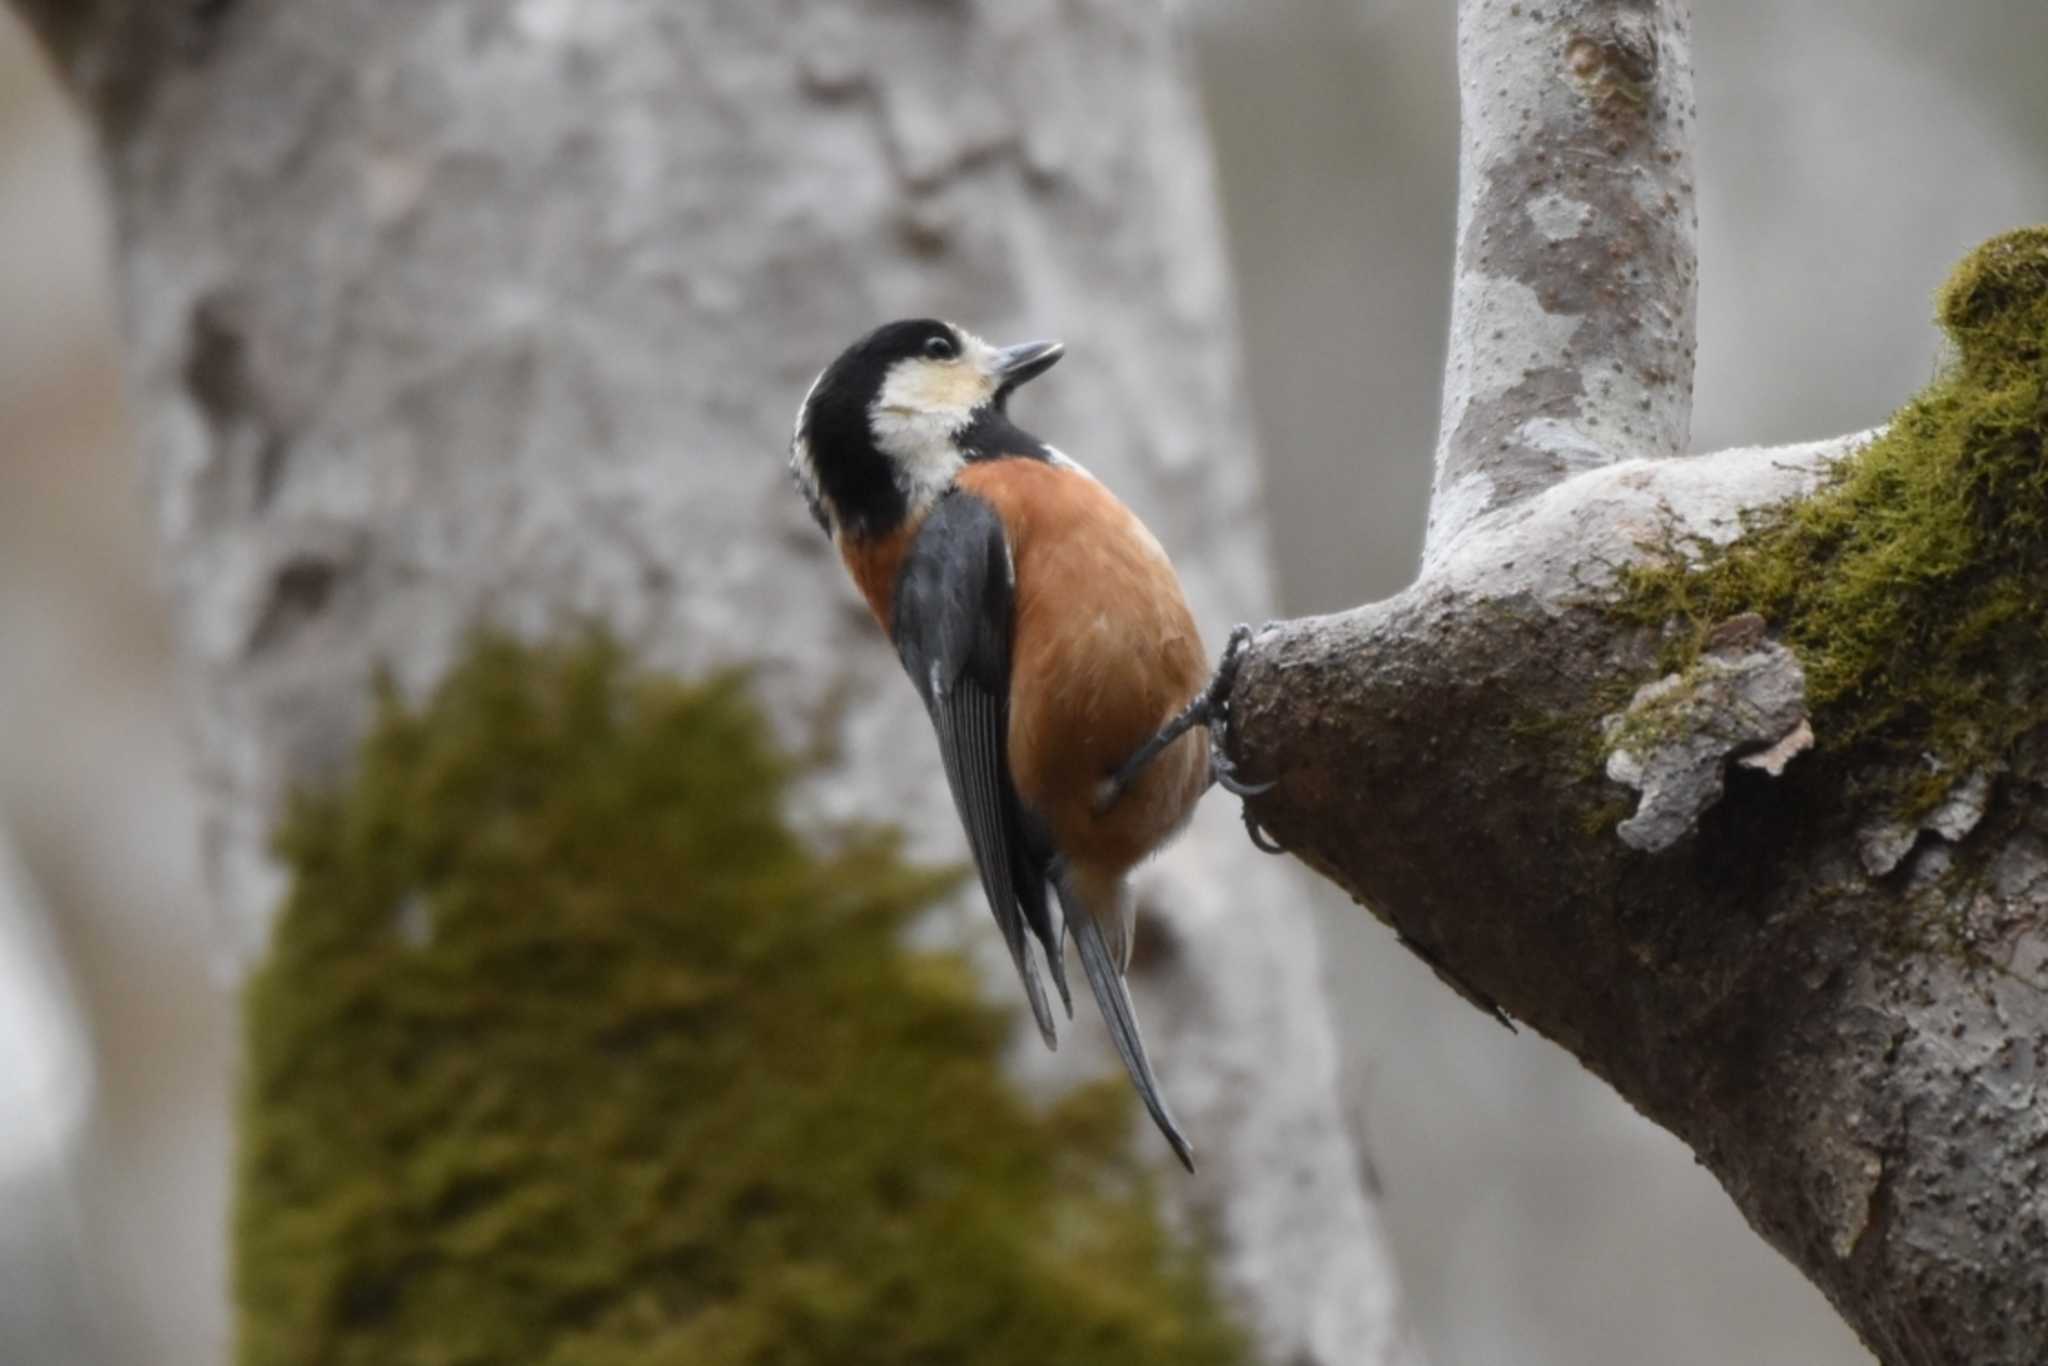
1211, 723, 1284, 854
1209, 747, 1274, 799
1100, 623, 1285, 855
1244, 808, 1285, 855
1204, 626, 1284, 854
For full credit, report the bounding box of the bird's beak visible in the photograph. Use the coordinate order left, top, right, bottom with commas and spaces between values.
989, 339, 1064, 392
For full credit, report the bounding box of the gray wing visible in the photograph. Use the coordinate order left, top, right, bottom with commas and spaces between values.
891, 490, 1071, 1046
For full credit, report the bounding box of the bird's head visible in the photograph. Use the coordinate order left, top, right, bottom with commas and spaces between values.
791, 318, 1063, 540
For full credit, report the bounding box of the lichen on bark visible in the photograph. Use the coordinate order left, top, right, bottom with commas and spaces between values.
236, 634, 1249, 1366
1609, 227, 2048, 818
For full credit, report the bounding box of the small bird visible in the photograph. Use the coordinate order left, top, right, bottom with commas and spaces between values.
790, 318, 1264, 1170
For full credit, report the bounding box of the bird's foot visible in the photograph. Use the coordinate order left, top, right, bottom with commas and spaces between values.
1213, 728, 1284, 853
1202, 629, 1283, 853
1098, 625, 1285, 854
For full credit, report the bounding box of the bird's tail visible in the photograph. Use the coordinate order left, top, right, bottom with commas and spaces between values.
1054, 865, 1195, 1172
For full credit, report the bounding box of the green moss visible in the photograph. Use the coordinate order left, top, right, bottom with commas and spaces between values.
236, 634, 1248, 1366
1612, 227, 2048, 806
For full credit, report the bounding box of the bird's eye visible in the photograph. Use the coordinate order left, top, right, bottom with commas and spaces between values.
923, 334, 959, 361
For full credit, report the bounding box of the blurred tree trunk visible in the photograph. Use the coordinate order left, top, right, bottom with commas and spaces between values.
14, 2, 1417, 1363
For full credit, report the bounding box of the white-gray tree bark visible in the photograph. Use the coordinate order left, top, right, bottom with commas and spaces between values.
15, 2, 1419, 1362
1226, 4, 2048, 1364
1425, 0, 1696, 564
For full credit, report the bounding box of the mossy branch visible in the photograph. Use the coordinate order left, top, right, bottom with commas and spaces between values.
1612, 227, 2048, 806
1232, 227, 2048, 1366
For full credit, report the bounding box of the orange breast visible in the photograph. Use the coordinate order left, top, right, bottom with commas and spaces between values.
838, 522, 915, 632
955, 458, 1210, 876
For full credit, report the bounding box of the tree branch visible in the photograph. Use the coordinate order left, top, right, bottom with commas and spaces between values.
1236, 422, 2048, 1365
1428, 0, 1697, 568
1225, 2, 2048, 1359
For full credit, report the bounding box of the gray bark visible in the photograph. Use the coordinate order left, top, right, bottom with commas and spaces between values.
18, 1, 1418, 1362
1224, 3, 2048, 1363
1426, 0, 1696, 565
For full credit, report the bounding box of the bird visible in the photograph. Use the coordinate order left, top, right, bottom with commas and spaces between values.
788, 317, 1267, 1171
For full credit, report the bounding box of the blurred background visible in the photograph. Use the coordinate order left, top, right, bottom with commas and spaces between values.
1, 2, 2042, 1363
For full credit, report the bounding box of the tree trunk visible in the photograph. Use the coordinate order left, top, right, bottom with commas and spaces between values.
16, 1, 1417, 1362
1222, 4, 2048, 1364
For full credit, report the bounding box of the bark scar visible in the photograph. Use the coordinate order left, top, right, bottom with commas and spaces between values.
1602, 628, 1810, 853
1564, 18, 1658, 118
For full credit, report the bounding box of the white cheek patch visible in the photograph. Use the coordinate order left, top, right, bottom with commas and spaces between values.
872, 356, 994, 513
868, 407, 965, 512
883, 354, 991, 414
